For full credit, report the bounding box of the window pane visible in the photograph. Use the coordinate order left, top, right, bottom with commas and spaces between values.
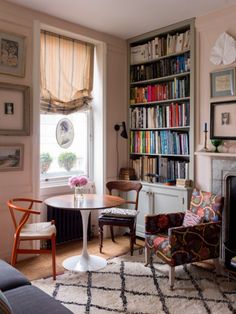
40, 111, 88, 183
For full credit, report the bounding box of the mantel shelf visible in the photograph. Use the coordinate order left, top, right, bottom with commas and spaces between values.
195, 151, 236, 158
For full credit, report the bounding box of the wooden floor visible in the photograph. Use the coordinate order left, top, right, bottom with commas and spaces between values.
15, 236, 145, 281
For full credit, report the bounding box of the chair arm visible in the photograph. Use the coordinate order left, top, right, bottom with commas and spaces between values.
145, 212, 185, 235
168, 221, 222, 261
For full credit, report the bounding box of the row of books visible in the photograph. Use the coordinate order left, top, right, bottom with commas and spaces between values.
131, 156, 189, 182
130, 102, 190, 129
130, 52, 190, 83
130, 130, 189, 155
130, 76, 190, 104
130, 29, 190, 64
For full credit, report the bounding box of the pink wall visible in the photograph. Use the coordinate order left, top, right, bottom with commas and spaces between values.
195, 5, 236, 190
0, 0, 127, 260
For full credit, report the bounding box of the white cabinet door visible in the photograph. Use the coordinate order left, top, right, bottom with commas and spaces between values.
136, 183, 191, 238
152, 187, 188, 214
136, 188, 152, 238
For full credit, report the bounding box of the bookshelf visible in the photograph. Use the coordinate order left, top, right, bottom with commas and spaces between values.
127, 19, 195, 237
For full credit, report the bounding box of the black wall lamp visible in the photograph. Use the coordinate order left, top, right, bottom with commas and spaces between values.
114, 121, 128, 139
114, 121, 128, 178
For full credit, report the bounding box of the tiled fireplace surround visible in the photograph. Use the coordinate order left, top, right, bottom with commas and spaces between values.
211, 157, 236, 266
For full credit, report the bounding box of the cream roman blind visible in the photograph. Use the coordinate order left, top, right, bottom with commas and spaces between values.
40, 30, 94, 114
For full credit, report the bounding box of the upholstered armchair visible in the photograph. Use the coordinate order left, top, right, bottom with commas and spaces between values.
145, 190, 224, 289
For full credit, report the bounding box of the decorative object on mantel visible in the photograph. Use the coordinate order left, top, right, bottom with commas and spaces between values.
210, 32, 236, 65
203, 122, 208, 151
68, 175, 88, 201
211, 139, 223, 153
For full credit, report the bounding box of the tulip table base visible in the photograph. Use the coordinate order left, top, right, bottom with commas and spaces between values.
63, 254, 107, 272
44, 193, 125, 272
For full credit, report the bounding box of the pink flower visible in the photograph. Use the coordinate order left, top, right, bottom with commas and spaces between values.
68, 176, 88, 188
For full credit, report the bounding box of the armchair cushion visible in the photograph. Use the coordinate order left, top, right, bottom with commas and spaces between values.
190, 190, 223, 222
182, 210, 202, 227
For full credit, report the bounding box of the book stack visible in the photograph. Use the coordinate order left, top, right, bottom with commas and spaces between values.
230, 256, 236, 268
176, 178, 192, 187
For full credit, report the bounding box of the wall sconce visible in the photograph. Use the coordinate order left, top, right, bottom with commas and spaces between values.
114, 121, 128, 139
114, 121, 128, 178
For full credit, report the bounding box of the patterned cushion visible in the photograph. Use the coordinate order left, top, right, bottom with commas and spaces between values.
182, 210, 202, 227
190, 190, 223, 222
101, 208, 137, 217
0, 290, 12, 314
153, 235, 171, 259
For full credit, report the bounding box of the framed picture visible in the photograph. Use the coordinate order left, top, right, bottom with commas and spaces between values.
56, 118, 74, 148
0, 31, 25, 77
210, 100, 236, 139
210, 68, 235, 97
0, 83, 30, 135
0, 144, 24, 171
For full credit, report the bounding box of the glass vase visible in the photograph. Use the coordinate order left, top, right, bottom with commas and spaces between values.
74, 186, 84, 201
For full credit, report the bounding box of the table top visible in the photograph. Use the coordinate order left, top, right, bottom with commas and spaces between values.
44, 193, 125, 210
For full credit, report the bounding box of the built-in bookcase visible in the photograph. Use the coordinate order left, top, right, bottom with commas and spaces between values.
128, 19, 195, 185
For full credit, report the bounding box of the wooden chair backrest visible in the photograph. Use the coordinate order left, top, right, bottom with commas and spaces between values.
7, 198, 42, 234
106, 180, 142, 211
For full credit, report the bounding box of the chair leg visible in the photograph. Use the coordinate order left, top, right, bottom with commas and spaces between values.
213, 258, 221, 275
110, 226, 115, 242
99, 224, 103, 253
51, 234, 56, 280
129, 225, 135, 256
145, 246, 151, 266
11, 235, 19, 266
169, 266, 175, 290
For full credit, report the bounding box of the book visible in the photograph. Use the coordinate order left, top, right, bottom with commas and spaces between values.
176, 179, 192, 187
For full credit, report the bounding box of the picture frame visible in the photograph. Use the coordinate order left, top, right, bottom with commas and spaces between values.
0, 144, 24, 171
56, 118, 74, 148
210, 100, 236, 139
0, 31, 25, 77
0, 83, 30, 136
210, 68, 235, 98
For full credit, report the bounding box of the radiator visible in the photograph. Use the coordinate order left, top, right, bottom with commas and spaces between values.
47, 182, 95, 244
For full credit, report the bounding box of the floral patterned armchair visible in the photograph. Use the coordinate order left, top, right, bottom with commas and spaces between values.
145, 190, 224, 289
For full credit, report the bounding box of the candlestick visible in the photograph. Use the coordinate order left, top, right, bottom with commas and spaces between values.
203, 129, 208, 151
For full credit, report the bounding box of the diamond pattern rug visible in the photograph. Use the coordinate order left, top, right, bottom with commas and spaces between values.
32, 250, 236, 314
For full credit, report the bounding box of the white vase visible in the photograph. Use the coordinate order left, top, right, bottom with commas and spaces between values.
74, 186, 84, 201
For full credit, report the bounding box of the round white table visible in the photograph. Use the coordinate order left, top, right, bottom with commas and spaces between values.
44, 193, 125, 272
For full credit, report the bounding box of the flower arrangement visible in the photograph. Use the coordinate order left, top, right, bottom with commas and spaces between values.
68, 175, 88, 188
69, 175, 88, 201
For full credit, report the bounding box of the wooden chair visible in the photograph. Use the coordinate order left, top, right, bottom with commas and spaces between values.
7, 198, 57, 280
98, 180, 142, 255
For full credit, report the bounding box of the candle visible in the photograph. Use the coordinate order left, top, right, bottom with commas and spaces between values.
204, 122, 207, 132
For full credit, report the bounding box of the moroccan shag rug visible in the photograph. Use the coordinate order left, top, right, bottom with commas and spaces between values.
32, 250, 236, 314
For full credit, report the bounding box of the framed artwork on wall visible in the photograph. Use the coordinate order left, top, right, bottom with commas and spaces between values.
0, 31, 25, 77
210, 100, 236, 139
210, 68, 235, 97
0, 83, 30, 136
0, 144, 24, 171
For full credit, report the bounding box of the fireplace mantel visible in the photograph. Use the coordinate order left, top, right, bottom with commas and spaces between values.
195, 151, 236, 158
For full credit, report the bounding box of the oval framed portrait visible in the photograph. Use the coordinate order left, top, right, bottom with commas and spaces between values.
56, 118, 74, 149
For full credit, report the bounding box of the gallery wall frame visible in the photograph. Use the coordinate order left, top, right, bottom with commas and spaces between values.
0, 83, 30, 136
210, 68, 235, 98
210, 100, 236, 140
0, 144, 24, 171
0, 31, 25, 77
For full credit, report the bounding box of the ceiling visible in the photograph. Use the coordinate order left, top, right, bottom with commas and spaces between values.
5, 0, 236, 39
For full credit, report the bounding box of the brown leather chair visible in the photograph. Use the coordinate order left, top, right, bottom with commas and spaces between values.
98, 180, 142, 255
7, 198, 57, 280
